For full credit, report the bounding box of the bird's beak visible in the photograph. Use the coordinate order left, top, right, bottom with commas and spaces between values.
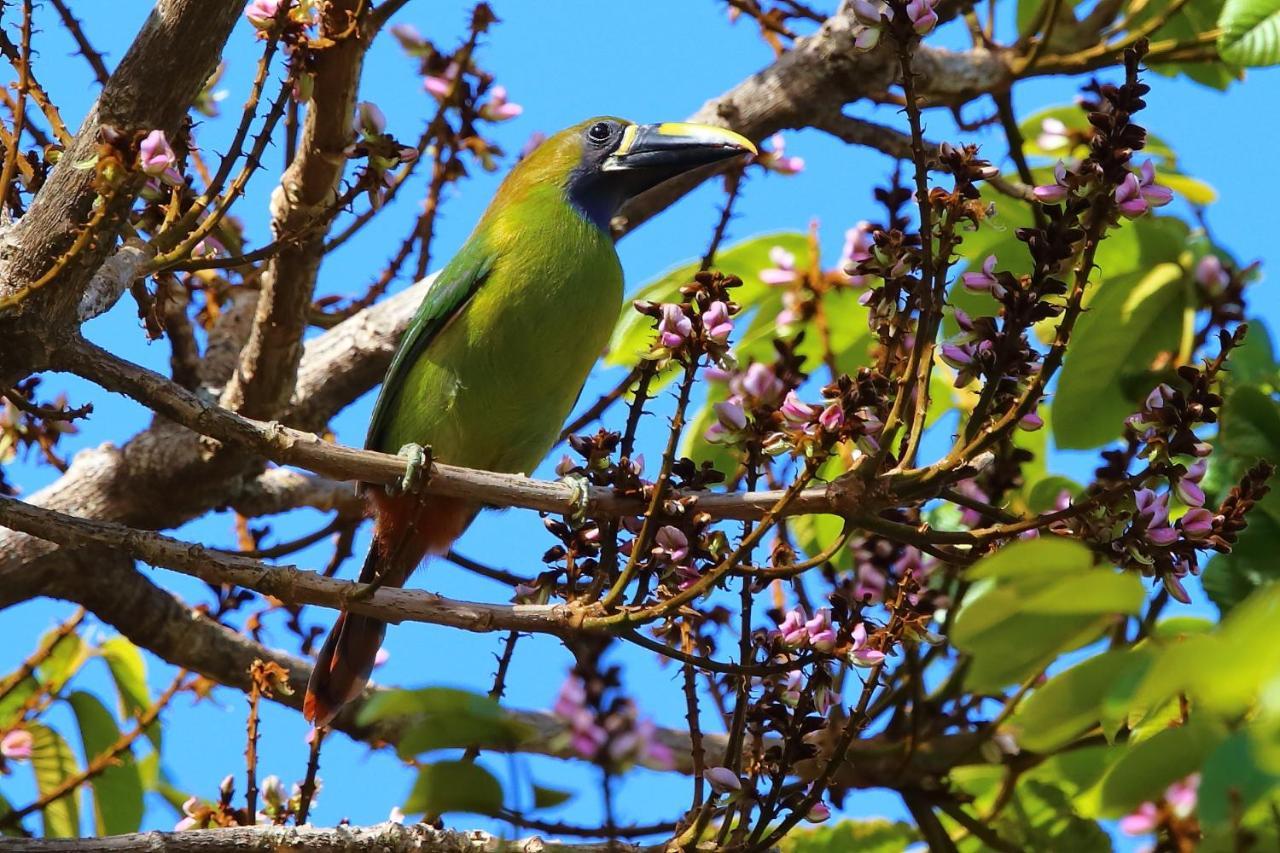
603, 122, 756, 175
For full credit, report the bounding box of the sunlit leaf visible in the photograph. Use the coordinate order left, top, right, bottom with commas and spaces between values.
356, 687, 532, 758
99, 637, 158, 750
404, 760, 503, 816
29, 724, 80, 838
1015, 649, 1155, 752
1219, 0, 1280, 65
1053, 262, 1190, 449
67, 691, 143, 836
1098, 717, 1226, 814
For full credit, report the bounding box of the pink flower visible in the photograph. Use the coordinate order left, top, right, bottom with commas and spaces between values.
245, 0, 279, 29
1116, 162, 1172, 219
1018, 410, 1044, 432
1036, 117, 1070, 152
851, 0, 887, 24
478, 85, 522, 122
805, 608, 837, 652
373, 648, 390, 667
818, 403, 845, 432
655, 525, 690, 563
1033, 161, 1071, 204
961, 255, 1005, 297
704, 766, 742, 793
940, 343, 974, 368
1196, 255, 1229, 292
1166, 775, 1199, 817
757, 134, 804, 175
702, 300, 733, 344
1, 729, 33, 761
849, 622, 885, 666
781, 390, 817, 425
737, 363, 784, 403
355, 101, 385, 137
777, 607, 808, 647
904, 0, 938, 34
714, 398, 748, 431
139, 130, 176, 178
174, 796, 202, 831
853, 23, 882, 50
1120, 801, 1159, 836
658, 303, 692, 348
805, 800, 832, 823
760, 246, 799, 286
1174, 477, 1205, 507
1179, 508, 1215, 540
424, 63, 460, 100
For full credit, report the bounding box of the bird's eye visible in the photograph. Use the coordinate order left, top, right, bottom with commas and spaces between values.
587, 122, 613, 144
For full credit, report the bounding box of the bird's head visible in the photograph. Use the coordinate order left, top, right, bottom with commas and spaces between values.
509, 117, 757, 231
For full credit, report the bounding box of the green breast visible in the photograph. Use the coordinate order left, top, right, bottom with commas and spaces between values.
376, 197, 623, 476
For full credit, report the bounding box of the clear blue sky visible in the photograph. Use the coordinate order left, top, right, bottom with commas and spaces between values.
3, 1, 1278, 845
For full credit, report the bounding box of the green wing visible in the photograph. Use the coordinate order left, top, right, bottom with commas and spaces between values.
365, 244, 495, 451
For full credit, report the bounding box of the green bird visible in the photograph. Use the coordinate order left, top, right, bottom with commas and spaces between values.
305, 117, 755, 726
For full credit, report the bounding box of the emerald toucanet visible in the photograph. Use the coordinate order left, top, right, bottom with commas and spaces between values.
304, 117, 755, 726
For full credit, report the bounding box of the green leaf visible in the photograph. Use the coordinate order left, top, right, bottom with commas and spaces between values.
531, 784, 573, 810
1219, 0, 1280, 65
1098, 717, 1226, 814
954, 540, 1145, 691
779, 818, 919, 853
965, 537, 1092, 582
1199, 728, 1280, 828
1026, 475, 1082, 513
67, 692, 143, 835
404, 760, 504, 816
1015, 649, 1155, 752
605, 233, 809, 369
355, 687, 532, 758
99, 637, 158, 750
1158, 172, 1218, 205
29, 724, 80, 838
0, 676, 38, 730
1053, 262, 1190, 449
1220, 385, 1280, 461
38, 631, 88, 696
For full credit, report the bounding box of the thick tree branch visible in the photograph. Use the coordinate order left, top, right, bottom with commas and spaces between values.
57, 337, 849, 522
0, 823, 658, 853
221, 0, 370, 420
0, 492, 587, 640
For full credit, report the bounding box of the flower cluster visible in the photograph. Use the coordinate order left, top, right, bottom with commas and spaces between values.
772, 605, 885, 666
851, 0, 939, 51
552, 672, 674, 771
638, 270, 743, 366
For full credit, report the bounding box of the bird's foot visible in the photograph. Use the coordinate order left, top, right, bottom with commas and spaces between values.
387, 442, 432, 496
561, 473, 591, 525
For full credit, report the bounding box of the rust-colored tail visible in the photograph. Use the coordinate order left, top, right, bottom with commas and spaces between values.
304, 492, 472, 728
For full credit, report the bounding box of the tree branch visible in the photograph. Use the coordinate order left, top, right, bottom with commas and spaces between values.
57, 337, 848, 522
0, 823, 662, 853
221, 0, 370, 420
0, 0, 246, 380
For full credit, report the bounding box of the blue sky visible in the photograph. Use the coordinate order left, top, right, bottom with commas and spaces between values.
3, 0, 1278, 846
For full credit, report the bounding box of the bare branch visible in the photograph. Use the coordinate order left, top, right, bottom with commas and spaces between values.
0, 0, 247, 380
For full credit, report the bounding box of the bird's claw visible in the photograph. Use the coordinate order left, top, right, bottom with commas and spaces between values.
388, 442, 431, 495
561, 473, 591, 525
